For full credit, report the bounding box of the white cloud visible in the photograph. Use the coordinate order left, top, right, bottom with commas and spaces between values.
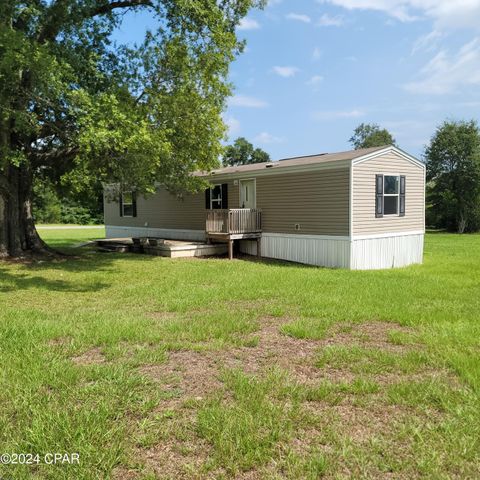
411, 30, 443, 54
404, 38, 480, 94
272, 66, 300, 78
254, 132, 284, 144
318, 1, 480, 29
267, 0, 282, 6
286, 12, 311, 23
317, 13, 345, 26
224, 116, 241, 136
307, 75, 324, 87
238, 17, 260, 30
312, 46, 322, 60
312, 109, 365, 120
228, 95, 268, 108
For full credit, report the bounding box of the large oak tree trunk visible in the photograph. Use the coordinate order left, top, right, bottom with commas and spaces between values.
0, 166, 50, 257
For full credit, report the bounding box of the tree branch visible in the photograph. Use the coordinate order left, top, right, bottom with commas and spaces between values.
31, 146, 79, 168
91, 0, 154, 17
38, 0, 154, 44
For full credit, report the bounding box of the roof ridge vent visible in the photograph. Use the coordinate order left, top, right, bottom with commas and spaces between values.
278, 152, 328, 161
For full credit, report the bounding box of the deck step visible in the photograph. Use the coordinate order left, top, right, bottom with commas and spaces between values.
96, 243, 131, 253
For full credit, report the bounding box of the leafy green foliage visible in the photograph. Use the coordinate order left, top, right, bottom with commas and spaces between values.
349, 123, 396, 149
425, 120, 480, 233
0, 0, 263, 197
33, 178, 103, 224
222, 137, 270, 166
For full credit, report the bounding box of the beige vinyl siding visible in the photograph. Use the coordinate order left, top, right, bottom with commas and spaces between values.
253, 168, 349, 236
104, 169, 348, 236
352, 152, 425, 235
104, 180, 239, 230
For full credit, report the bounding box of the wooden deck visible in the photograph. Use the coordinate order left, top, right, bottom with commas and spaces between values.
206, 209, 262, 259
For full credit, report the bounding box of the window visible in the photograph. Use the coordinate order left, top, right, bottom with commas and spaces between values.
205, 184, 228, 210
383, 175, 399, 215
210, 185, 223, 209
375, 175, 405, 218
120, 191, 136, 217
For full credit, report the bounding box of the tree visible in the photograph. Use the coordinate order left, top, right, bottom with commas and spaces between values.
33, 176, 103, 224
349, 123, 396, 150
425, 120, 480, 233
0, 0, 263, 256
223, 137, 270, 166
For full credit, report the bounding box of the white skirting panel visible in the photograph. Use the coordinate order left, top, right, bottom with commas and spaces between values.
240, 233, 351, 268
105, 225, 206, 241
350, 233, 424, 270
106, 226, 424, 270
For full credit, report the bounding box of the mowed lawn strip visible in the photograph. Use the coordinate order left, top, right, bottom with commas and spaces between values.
0, 228, 478, 479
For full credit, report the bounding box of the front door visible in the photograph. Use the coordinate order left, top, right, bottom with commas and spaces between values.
240, 180, 256, 209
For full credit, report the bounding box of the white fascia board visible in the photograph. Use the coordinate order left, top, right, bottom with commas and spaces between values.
352, 146, 425, 169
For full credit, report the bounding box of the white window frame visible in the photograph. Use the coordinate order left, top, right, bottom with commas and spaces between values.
210, 184, 223, 210
383, 174, 400, 216
122, 191, 134, 217
239, 178, 257, 209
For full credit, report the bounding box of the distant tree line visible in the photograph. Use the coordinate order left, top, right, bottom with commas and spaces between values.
33, 177, 103, 225
349, 120, 480, 233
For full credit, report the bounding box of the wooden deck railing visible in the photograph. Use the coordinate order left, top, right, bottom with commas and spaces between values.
206, 209, 262, 234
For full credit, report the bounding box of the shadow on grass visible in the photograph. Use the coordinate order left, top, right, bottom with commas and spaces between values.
0, 246, 157, 293
0, 266, 108, 293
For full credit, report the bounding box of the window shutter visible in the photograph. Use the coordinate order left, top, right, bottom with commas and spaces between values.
399, 176, 406, 216
205, 188, 211, 209
221, 183, 228, 209
375, 174, 384, 218
119, 194, 123, 217
132, 192, 137, 217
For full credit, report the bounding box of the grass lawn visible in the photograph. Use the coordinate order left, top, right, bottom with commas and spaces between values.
0, 228, 479, 479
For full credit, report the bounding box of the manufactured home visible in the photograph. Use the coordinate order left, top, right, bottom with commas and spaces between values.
104, 145, 425, 270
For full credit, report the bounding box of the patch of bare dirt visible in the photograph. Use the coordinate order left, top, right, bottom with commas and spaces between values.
111, 466, 138, 480
47, 336, 72, 347
129, 318, 453, 479
325, 321, 416, 353
140, 350, 224, 407
141, 438, 220, 480
219, 315, 322, 374
332, 403, 409, 444
113, 429, 220, 479
139, 315, 322, 405
71, 347, 106, 366
139, 318, 422, 406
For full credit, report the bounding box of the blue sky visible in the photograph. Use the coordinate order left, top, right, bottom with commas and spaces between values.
116, 0, 480, 160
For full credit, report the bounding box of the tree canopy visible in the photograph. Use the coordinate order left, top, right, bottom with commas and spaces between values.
349, 123, 396, 150
0, 0, 263, 255
425, 120, 480, 233
222, 137, 270, 166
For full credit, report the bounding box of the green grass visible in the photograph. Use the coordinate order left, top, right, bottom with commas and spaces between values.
36, 225, 105, 250
0, 228, 479, 478
316, 345, 430, 375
